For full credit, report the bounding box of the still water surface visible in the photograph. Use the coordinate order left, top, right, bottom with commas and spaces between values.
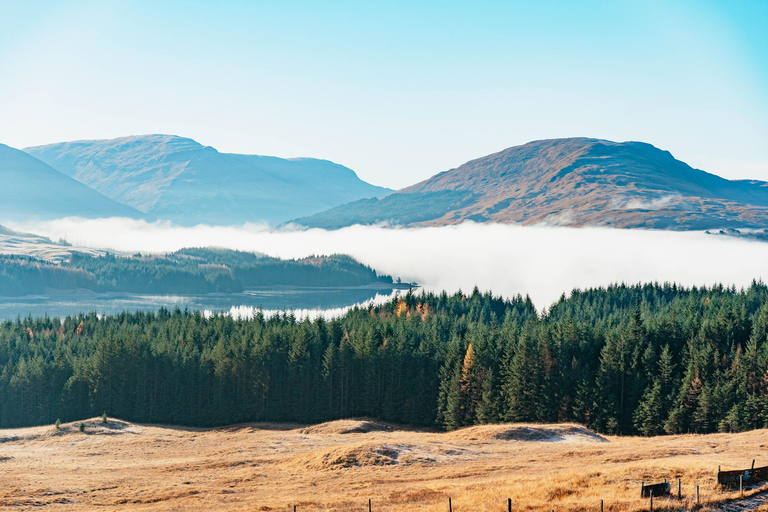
0, 287, 402, 321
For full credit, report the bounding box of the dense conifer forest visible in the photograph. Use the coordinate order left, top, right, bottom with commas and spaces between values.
3, 282, 768, 435
0, 248, 395, 296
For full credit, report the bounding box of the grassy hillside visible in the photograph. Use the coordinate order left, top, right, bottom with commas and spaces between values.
0, 418, 765, 511
291, 190, 478, 229
294, 138, 768, 230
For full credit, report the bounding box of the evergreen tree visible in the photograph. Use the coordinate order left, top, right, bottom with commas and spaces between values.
2, 284, 768, 435
502, 326, 541, 422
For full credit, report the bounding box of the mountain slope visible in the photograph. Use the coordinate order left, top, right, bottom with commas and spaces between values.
0, 144, 143, 223
293, 138, 768, 230
25, 135, 391, 226
0, 223, 105, 263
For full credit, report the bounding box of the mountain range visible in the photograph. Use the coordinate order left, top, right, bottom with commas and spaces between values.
4, 135, 768, 231
293, 138, 768, 230
24, 135, 391, 225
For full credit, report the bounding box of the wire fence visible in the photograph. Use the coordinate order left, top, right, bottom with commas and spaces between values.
287, 462, 768, 511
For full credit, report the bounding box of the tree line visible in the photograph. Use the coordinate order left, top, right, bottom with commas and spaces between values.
2, 282, 768, 435
0, 248, 395, 296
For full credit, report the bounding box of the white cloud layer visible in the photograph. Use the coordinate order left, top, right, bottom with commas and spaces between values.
218, 291, 400, 322
11, 218, 767, 309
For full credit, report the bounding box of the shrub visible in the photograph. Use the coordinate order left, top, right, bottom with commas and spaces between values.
102, 412, 108, 424
54, 418, 61, 430
78, 422, 85, 432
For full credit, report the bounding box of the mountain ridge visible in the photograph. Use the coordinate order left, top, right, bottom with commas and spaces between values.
293, 137, 768, 230
25, 135, 391, 226
0, 143, 143, 223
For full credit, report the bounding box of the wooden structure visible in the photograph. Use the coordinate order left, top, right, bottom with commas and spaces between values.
718, 461, 768, 488
641, 481, 670, 498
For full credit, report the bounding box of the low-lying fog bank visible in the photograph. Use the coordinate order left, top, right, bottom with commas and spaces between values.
12, 217, 767, 308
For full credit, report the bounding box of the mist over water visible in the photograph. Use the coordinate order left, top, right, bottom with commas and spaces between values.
0, 289, 402, 322
14, 218, 768, 309
219, 290, 400, 321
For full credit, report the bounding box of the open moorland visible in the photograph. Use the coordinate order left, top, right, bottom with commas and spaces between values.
1, 419, 767, 511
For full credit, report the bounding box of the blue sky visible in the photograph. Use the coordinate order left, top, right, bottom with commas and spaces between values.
1, 0, 766, 188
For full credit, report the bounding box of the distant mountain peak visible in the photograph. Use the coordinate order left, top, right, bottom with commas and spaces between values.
26, 134, 214, 164
295, 137, 768, 231
24, 135, 391, 226
32, 133, 206, 147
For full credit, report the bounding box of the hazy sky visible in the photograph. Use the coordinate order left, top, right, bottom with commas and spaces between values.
1, 0, 767, 189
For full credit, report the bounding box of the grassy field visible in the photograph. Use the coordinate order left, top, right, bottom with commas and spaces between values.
1, 418, 767, 511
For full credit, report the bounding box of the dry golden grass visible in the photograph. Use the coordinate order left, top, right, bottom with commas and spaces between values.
298, 419, 393, 435
1, 418, 767, 511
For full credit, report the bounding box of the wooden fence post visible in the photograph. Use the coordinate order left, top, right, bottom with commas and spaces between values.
449, 497, 452, 512
369, 498, 372, 512
696, 485, 699, 504
678, 478, 681, 499
753, 460, 756, 470
650, 490, 653, 512
507, 498, 511, 512
740, 474, 743, 495
600, 499, 604, 512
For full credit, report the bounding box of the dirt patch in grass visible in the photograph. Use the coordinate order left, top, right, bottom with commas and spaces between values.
293, 441, 479, 470
297, 418, 394, 435
0, 418, 140, 443
445, 423, 608, 443
299, 442, 402, 469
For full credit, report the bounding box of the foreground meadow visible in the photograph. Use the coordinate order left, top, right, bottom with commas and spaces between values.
1, 419, 766, 511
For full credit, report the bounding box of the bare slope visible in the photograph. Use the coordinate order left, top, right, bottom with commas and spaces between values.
294, 138, 768, 230
0, 224, 105, 263
0, 144, 143, 223
1, 418, 766, 511
25, 135, 391, 226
